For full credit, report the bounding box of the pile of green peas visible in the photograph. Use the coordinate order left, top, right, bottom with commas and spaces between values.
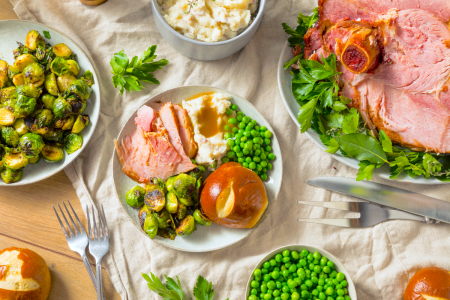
221, 104, 276, 181
248, 249, 351, 300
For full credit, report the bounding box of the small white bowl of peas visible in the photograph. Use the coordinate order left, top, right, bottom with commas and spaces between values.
246, 245, 357, 300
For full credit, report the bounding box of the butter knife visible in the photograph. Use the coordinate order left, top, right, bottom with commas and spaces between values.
306, 177, 450, 224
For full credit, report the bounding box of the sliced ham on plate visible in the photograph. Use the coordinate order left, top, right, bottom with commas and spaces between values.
173, 104, 198, 159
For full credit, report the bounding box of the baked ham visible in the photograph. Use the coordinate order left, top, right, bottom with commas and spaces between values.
305, 0, 450, 153
115, 105, 196, 183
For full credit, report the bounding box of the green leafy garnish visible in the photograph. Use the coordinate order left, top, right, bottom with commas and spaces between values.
193, 276, 215, 300
43, 31, 51, 39
282, 8, 318, 47
110, 45, 168, 95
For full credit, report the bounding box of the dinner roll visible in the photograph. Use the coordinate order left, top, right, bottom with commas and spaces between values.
404, 267, 450, 300
0, 247, 51, 300
200, 162, 268, 228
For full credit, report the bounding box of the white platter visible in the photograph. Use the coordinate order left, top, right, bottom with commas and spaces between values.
0, 20, 100, 186
113, 85, 283, 252
277, 41, 446, 185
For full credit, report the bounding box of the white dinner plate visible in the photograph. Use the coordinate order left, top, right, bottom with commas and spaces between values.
0, 20, 100, 186
277, 41, 446, 185
112, 85, 283, 252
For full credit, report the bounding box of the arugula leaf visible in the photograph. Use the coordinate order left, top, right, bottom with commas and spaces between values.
193, 276, 214, 300
110, 46, 168, 95
142, 273, 183, 300
335, 133, 389, 164
43, 31, 51, 39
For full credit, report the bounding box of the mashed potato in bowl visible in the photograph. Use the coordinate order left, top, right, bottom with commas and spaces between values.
157, 0, 259, 42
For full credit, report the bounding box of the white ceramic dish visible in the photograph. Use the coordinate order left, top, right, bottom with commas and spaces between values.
0, 20, 100, 186
245, 245, 357, 300
277, 41, 446, 185
151, 0, 266, 61
113, 85, 283, 252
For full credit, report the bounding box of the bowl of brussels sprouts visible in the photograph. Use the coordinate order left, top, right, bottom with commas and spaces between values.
0, 20, 100, 185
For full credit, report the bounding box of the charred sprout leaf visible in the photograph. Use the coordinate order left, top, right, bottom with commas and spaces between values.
142, 272, 183, 300
110, 46, 168, 95
43, 31, 51, 39
193, 275, 214, 300
81, 70, 94, 87
51, 57, 69, 76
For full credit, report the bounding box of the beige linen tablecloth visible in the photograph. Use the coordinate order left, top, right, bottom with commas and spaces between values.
9, 0, 450, 299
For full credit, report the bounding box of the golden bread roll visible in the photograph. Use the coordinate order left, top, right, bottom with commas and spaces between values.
404, 267, 450, 300
0, 247, 51, 300
200, 162, 268, 228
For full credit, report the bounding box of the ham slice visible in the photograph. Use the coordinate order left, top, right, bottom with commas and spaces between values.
135, 105, 156, 132
173, 105, 198, 159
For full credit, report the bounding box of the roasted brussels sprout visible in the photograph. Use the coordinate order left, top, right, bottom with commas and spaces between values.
154, 209, 172, 229
144, 184, 166, 212
65, 79, 92, 101
176, 203, 187, 220
63, 133, 82, 154
0, 60, 8, 73
25, 30, 44, 51
0, 160, 4, 172
56, 73, 76, 93
193, 209, 212, 226
71, 114, 89, 133
176, 215, 196, 236
23, 117, 49, 135
61, 115, 75, 131
41, 94, 56, 109
125, 185, 145, 207
41, 144, 64, 163
188, 165, 206, 180
52, 97, 72, 119
166, 174, 196, 198
3, 152, 28, 169
165, 192, 178, 214
53, 43, 72, 58
0, 60, 9, 88
12, 74, 24, 87
16, 84, 41, 98
81, 70, 94, 87
143, 213, 158, 239
28, 155, 40, 164
15, 54, 37, 72
42, 128, 63, 142
51, 57, 79, 76
1, 167, 23, 184
0, 108, 15, 125
178, 196, 193, 206
14, 95, 37, 117
13, 118, 28, 135
18, 133, 45, 158
34, 109, 53, 127
157, 228, 176, 240
1, 127, 19, 147
67, 98, 86, 114
138, 205, 151, 228
23, 63, 45, 87
0, 87, 15, 103
44, 73, 59, 96
8, 64, 20, 79
66, 60, 80, 76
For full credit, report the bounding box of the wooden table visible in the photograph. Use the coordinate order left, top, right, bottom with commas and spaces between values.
0, 2, 121, 299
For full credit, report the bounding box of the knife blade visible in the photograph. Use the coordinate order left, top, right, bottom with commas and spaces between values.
306, 177, 450, 224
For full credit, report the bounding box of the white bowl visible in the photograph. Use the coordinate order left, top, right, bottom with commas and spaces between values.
112, 85, 283, 252
0, 20, 100, 186
277, 40, 447, 185
151, 0, 266, 61
245, 245, 357, 300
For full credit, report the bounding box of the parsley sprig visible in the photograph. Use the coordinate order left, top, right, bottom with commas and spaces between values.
110, 45, 168, 95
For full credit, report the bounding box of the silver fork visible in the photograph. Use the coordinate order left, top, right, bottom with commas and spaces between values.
297, 201, 437, 228
87, 204, 110, 300
53, 201, 99, 291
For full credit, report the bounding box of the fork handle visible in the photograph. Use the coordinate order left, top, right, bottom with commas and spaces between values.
82, 255, 98, 291
387, 209, 429, 222
96, 262, 103, 300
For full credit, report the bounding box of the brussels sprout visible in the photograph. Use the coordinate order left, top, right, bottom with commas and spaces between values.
176, 203, 187, 220
53, 118, 65, 129
66, 60, 80, 76
178, 196, 193, 206
3, 152, 28, 170
51, 58, 79, 76
12, 74, 25, 87
144, 184, 166, 212
34, 109, 53, 128
61, 115, 75, 131
42, 94, 56, 109
42, 128, 64, 142
63, 133, 82, 154
154, 209, 172, 229
16, 84, 41, 98
28, 155, 40, 164
125, 185, 145, 207
53, 43, 72, 58
188, 165, 206, 180
1, 127, 19, 147
166, 174, 196, 198
52, 97, 72, 119
15, 54, 37, 72
0, 108, 15, 125
0, 61, 9, 89
165, 192, 178, 214
175, 215, 196, 236
1, 167, 23, 184
41, 144, 64, 163
67, 98, 87, 114
18, 133, 45, 158
23, 117, 49, 135
143, 213, 158, 239
0, 87, 16, 103
138, 205, 151, 228
193, 209, 212, 226
44, 73, 59, 96
65, 79, 92, 101
0, 60, 8, 74
25, 30, 44, 51
71, 114, 89, 134
157, 227, 176, 240
57, 73, 76, 93
23, 63, 45, 87
0, 160, 4, 172
81, 70, 94, 87
14, 95, 36, 117
13, 118, 28, 135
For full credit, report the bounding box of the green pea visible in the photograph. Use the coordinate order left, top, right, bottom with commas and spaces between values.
243, 116, 251, 123
224, 132, 231, 139
272, 271, 280, 280
267, 281, 276, 290
282, 256, 290, 263
325, 287, 334, 295
337, 289, 345, 296
249, 162, 256, 169
232, 127, 238, 133
238, 157, 245, 163
336, 272, 345, 282
282, 286, 290, 293
228, 118, 237, 125
276, 281, 282, 289
255, 125, 260, 131
222, 157, 230, 164
327, 261, 334, 268
341, 280, 348, 287
285, 263, 292, 269
251, 280, 259, 288
287, 279, 297, 289
282, 270, 290, 277
249, 295, 257, 300
289, 265, 297, 273
243, 162, 249, 168
313, 252, 322, 260
261, 173, 268, 181
319, 292, 326, 300
251, 288, 258, 295
244, 130, 252, 137
265, 145, 272, 152
320, 257, 328, 266
236, 152, 244, 158
264, 138, 270, 145
264, 130, 273, 138
227, 151, 236, 158
253, 156, 261, 163
260, 126, 267, 132
230, 104, 238, 111
267, 163, 273, 170
291, 292, 300, 300
280, 293, 289, 300
337, 297, 345, 300
314, 266, 322, 274
239, 122, 246, 128
237, 114, 243, 121
330, 271, 337, 278
301, 290, 309, 298
224, 125, 231, 132
261, 285, 268, 292
273, 290, 280, 297
336, 284, 342, 289
227, 139, 235, 147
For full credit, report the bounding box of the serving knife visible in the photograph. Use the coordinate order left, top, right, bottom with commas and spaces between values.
306, 177, 450, 224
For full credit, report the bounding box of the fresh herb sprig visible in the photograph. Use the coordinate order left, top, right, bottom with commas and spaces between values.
43, 31, 51, 39
142, 272, 229, 300
282, 8, 318, 47
110, 45, 168, 95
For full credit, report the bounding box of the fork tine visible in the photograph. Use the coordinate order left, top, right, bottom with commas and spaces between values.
87, 205, 92, 240
297, 218, 360, 228
63, 201, 80, 234
92, 205, 98, 240
53, 205, 70, 238
96, 204, 104, 240
297, 201, 360, 212
68, 201, 85, 233
58, 203, 75, 237
100, 204, 109, 238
